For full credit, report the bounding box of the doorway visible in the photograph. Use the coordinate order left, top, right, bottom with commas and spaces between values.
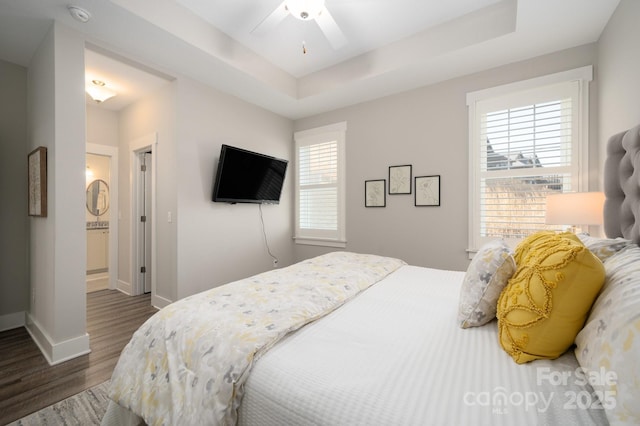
130, 133, 157, 297
85, 144, 119, 293
139, 151, 152, 294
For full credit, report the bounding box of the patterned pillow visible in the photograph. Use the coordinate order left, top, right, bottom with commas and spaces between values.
513, 230, 581, 263
458, 240, 516, 328
577, 233, 635, 262
575, 245, 640, 425
497, 231, 605, 363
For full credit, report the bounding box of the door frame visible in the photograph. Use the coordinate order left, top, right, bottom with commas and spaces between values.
86, 143, 118, 291
130, 133, 157, 297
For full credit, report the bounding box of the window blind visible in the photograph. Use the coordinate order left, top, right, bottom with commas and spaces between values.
298, 141, 338, 231
467, 66, 592, 253
294, 121, 347, 247
479, 99, 574, 238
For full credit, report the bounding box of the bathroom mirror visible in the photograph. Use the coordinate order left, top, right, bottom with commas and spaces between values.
86, 179, 109, 216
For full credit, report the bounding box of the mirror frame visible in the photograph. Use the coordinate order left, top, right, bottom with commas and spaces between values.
86, 179, 110, 216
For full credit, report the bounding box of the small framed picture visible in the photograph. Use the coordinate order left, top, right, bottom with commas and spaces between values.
365, 179, 386, 207
389, 165, 412, 194
415, 175, 440, 206
28, 146, 48, 217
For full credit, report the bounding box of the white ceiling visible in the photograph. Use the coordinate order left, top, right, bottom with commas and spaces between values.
84, 47, 173, 111
0, 0, 620, 119
178, 0, 503, 78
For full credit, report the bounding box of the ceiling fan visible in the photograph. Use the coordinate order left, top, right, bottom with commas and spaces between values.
252, 0, 347, 50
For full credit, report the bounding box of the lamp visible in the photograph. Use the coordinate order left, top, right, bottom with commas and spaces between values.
86, 80, 116, 103
545, 192, 604, 233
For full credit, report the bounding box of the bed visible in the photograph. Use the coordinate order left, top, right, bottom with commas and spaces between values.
101, 124, 640, 426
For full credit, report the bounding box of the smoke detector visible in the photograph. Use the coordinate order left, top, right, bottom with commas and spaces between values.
68, 5, 92, 23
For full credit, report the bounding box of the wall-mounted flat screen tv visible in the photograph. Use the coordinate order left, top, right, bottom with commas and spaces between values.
212, 144, 288, 204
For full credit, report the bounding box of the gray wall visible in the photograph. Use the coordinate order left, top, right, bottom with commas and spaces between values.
115, 76, 294, 304
118, 82, 178, 304
294, 44, 599, 272
0, 59, 28, 331
597, 0, 640, 167
174, 78, 294, 299
26, 22, 88, 363
87, 105, 119, 148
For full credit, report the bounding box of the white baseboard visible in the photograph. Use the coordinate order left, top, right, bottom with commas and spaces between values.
152, 294, 172, 309
87, 276, 109, 293
25, 313, 91, 365
117, 279, 132, 295
0, 311, 26, 332
118, 278, 169, 309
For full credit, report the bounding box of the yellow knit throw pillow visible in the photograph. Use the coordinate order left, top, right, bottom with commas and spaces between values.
497, 231, 605, 364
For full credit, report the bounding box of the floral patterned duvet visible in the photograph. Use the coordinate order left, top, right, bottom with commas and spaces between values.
108, 252, 406, 425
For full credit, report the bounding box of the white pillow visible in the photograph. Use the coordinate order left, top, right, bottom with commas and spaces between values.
577, 233, 634, 262
458, 239, 516, 328
575, 245, 640, 425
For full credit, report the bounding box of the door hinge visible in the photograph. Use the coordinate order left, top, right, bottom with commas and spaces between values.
141, 215, 147, 222
141, 164, 147, 172
141, 266, 146, 273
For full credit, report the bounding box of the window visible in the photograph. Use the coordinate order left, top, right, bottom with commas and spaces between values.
294, 122, 347, 247
467, 66, 592, 254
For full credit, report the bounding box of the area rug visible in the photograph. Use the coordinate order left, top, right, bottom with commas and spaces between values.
9, 381, 111, 425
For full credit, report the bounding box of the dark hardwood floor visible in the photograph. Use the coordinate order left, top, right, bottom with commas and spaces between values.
0, 290, 158, 425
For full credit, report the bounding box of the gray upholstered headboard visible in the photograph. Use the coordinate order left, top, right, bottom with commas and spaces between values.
604, 123, 640, 244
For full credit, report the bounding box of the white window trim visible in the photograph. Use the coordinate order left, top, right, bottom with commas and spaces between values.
294, 121, 347, 248
466, 66, 592, 257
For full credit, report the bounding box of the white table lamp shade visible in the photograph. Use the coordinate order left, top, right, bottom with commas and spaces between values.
545, 192, 605, 226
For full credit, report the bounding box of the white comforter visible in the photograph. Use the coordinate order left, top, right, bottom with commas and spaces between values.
239, 265, 608, 426
107, 252, 405, 425
103, 259, 608, 426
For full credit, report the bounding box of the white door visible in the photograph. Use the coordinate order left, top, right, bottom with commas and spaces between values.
141, 151, 152, 294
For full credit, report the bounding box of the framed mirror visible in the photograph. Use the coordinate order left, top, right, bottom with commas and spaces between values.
86, 179, 109, 216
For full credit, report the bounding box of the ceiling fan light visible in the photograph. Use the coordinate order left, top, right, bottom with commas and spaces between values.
285, 0, 324, 21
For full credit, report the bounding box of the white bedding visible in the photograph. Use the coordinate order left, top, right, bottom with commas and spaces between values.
103, 262, 608, 426
104, 252, 406, 425
239, 265, 607, 426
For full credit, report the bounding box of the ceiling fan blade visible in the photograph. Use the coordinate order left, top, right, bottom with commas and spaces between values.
251, 1, 289, 35
315, 6, 347, 49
